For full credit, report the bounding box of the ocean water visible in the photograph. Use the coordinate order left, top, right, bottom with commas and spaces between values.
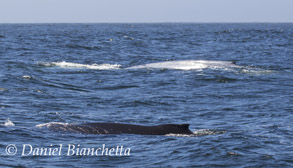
0, 23, 292, 167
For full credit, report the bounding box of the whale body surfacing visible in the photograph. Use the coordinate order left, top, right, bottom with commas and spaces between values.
127, 60, 240, 70
37, 122, 193, 135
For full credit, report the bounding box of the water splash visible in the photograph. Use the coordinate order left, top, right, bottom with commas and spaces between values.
165, 129, 226, 137
1, 119, 15, 127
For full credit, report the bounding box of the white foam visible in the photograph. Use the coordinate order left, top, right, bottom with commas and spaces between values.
192, 129, 226, 136
22, 75, 32, 79
36, 122, 69, 128
127, 60, 241, 70
240, 68, 275, 75
165, 129, 226, 137
165, 133, 197, 137
40, 61, 121, 70
123, 35, 135, 40
1, 119, 15, 127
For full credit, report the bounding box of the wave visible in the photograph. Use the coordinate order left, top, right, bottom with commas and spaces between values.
127, 60, 241, 70
1, 119, 15, 127
39, 61, 121, 70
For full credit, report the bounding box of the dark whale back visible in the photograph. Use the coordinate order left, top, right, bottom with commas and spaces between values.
46, 123, 193, 135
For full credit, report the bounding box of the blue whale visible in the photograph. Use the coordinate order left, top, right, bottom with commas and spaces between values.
38, 122, 193, 135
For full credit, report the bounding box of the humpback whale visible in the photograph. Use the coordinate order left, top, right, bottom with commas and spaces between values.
37, 122, 194, 135
126, 60, 240, 70
41, 60, 241, 71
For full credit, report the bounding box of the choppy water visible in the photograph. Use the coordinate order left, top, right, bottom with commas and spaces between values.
0, 23, 292, 167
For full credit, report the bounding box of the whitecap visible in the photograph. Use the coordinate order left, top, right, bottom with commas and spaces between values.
1, 119, 15, 127
22, 75, 32, 79
123, 35, 135, 40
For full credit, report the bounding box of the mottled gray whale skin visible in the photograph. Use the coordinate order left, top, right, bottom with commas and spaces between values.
46, 123, 193, 135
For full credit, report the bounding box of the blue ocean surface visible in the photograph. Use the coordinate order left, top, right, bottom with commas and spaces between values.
0, 23, 292, 167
